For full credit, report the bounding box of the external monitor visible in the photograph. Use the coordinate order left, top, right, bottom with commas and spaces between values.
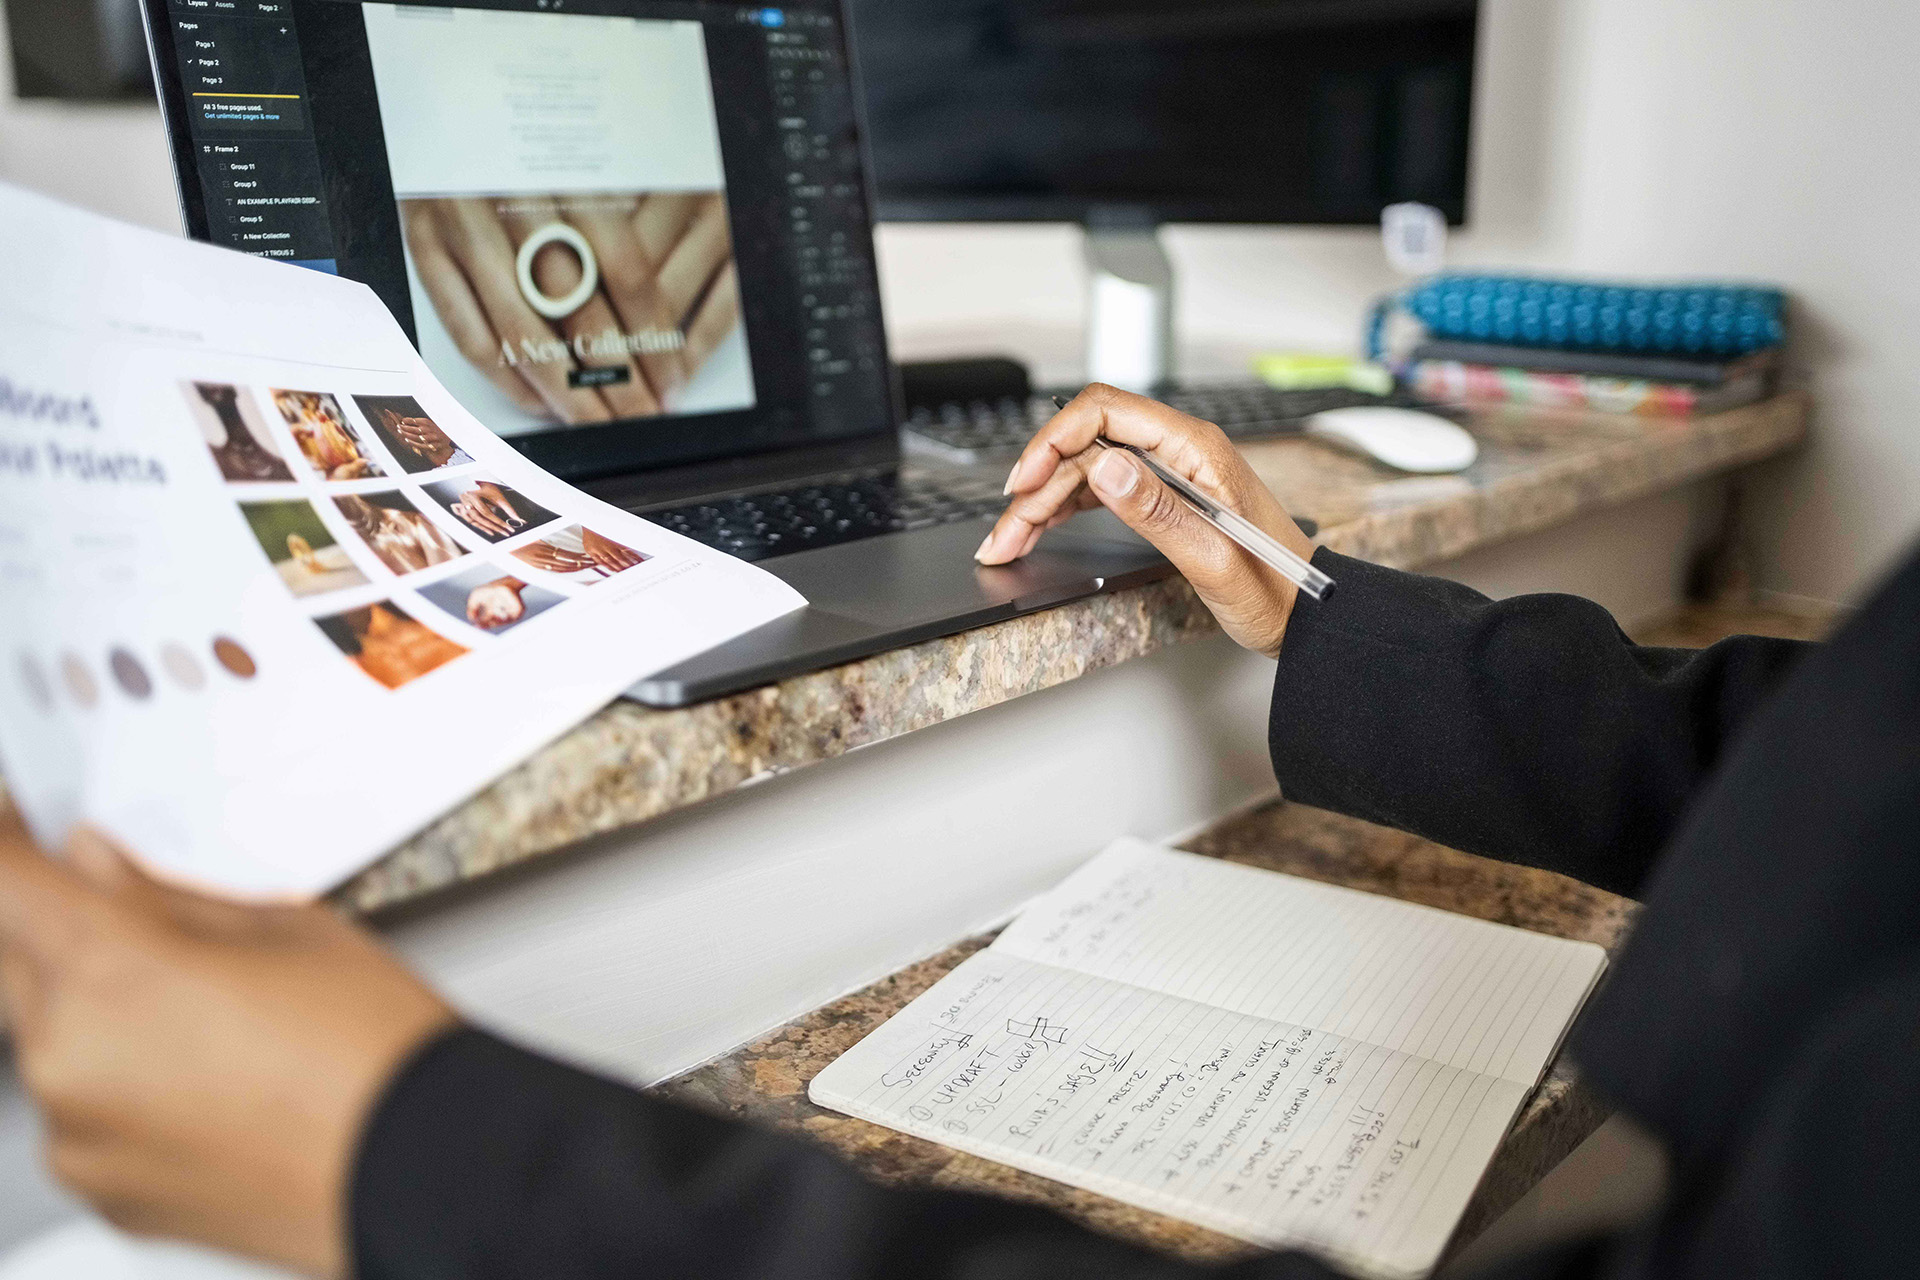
848, 0, 1480, 228
6, 0, 155, 100
142, 0, 893, 482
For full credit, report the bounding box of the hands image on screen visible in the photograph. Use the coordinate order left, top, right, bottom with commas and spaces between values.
401, 192, 745, 427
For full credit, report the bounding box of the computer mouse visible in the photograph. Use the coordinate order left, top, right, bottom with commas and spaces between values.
1303, 406, 1480, 474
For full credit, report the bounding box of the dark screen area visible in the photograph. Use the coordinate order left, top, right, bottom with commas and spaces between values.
848, 0, 1478, 225
290, 4, 413, 332
5, 0, 155, 100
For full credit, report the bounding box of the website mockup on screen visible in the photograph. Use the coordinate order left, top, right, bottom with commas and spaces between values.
363, 6, 755, 437
146, 0, 890, 480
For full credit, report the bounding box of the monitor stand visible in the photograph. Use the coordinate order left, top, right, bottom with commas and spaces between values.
1083, 225, 1175, 393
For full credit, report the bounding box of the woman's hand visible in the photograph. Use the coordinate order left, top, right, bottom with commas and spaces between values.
391, 414, 457, 470
581, 528, 645, 575
0, 807, 457, 1278
451, 481, 524, 539
976, 384, 1317, 658
513, 541, 597, 575
467, 577, 530, 629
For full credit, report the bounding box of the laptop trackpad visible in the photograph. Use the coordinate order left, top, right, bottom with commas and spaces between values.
629, 514, 1169, 705
768, 514, 1157, 628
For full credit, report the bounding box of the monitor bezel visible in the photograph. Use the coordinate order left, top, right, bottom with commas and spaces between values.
855, 0, 1480, 232
871, 197, 1471, 228
138, 0, 214, 247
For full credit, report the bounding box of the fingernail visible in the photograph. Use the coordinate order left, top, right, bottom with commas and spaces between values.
1002, 462, 1021, 496
1090, 450, 1138, 498
974, 534, 994, 562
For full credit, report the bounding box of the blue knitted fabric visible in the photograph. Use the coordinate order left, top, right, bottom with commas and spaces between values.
1368, 274, 1786, 360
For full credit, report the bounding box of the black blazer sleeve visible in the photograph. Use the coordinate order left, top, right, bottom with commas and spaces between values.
1268, 550, 1811, 898
347, 552, 1820, 1280
352, 1026, 1610, 1280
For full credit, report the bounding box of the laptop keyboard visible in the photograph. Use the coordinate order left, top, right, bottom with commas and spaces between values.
903, 382, 1412, 462
645, 470, 1006, 562
648, 384, 1395, 561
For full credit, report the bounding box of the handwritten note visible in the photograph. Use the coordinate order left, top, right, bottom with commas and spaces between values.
809, 841, 1605, 1279
996, 841, 1600, 1083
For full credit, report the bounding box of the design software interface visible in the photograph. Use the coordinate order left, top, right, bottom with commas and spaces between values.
151, 0, 889, 478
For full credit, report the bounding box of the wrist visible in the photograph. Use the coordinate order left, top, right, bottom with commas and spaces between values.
331, 1012, 463, 1277
1256, 520, 1318, 659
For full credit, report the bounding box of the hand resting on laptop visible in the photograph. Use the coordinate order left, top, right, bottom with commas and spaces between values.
978, 383, 1319, 658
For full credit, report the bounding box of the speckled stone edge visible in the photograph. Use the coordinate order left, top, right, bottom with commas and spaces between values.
652, 800, 1639, 1267
336, 574, 1219, 911
336, 395, 1806, 913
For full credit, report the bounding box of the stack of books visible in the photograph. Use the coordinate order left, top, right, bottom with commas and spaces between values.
1401, 339, 1779, 417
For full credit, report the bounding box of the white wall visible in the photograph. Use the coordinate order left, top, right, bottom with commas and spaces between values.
0, 12, 179, 233
1508, 0, 1920, 610
878, 0, 1920, 609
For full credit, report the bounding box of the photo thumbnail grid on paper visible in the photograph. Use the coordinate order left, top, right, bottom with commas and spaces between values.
511, 524, 650, 585
419, 473, 560, 545
184, 381, 294, 484
180, 375, 659, 693
271, 388, 389, 481
310, 599, 470, 691
236, 498, 372, 598
332, 489, 467, 577
416, 562, 567, 637
353, 394, 475, 475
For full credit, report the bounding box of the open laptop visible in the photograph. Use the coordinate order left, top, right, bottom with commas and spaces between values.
141, 0, 1168, 706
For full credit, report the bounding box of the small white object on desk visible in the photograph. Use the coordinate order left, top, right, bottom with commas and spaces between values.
1380, 201, 1449, 277
1305, 406, 1480, 474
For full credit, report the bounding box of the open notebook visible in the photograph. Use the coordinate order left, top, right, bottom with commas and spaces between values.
810, 840, 1608, 1279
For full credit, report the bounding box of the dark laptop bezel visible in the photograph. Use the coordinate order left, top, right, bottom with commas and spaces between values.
139, 0, 910, 493
138, 0, 213, 248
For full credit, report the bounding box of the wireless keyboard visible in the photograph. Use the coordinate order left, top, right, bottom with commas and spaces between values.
903, 383, 1413, 463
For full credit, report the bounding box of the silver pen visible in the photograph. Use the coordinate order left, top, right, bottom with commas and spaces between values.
1052, 396, 1334, 601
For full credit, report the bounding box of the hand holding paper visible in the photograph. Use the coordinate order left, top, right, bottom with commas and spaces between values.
0, 182, 805, 897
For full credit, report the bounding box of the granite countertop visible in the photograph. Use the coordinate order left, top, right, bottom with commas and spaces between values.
655, 798, 1639, 1267
337, 394, 1808, 913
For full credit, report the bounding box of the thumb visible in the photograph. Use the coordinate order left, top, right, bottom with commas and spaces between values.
66, 826, 294, 940
0, 802, 105, 967
1087, 448, 1254, 589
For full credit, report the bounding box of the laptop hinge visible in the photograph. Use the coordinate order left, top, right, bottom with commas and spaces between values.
581, 433, 904, 513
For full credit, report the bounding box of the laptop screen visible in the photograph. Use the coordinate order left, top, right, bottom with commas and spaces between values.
143, 0, 893, 481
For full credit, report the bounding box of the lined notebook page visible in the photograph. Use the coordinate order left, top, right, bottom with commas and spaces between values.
809, 951, 1528, 1277
995, 840, 1605, 1085
810, 841, 1607, 1278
